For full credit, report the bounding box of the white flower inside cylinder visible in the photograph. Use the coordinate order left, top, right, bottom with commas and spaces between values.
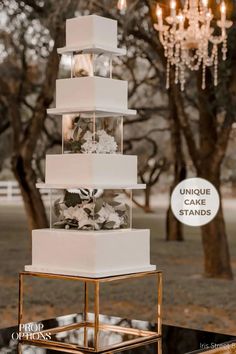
62, 114, 123, 154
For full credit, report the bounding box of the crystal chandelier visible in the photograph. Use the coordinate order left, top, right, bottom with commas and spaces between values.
154, 0, 232, 90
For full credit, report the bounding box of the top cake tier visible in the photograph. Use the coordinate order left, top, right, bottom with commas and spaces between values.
58, 15, 126, 56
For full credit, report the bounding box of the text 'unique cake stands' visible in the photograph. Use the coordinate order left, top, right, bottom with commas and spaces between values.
18, 15, 163, 353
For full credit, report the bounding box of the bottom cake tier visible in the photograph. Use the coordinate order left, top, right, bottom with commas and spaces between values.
25, 229, 156, 277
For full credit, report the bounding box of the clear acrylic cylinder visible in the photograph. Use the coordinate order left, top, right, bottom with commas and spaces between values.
62, 114, 123, 154
50, 189, 132, 231
71, 53, 112, 78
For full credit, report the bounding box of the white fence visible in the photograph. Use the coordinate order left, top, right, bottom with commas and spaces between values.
0, 181, 50, 203
0, 181, 21, 201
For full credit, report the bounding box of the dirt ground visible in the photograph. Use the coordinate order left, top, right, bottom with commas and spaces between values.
0, 199, 236, 334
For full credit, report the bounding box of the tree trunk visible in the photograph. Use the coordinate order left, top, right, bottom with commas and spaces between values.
144, 185, 153, 213
166, 206, 184, 241
166, 77, 186, 241
196, 74, 233, 279
166, 161, 186, 241
166, 149, 186, 241
199, 170, 233, 279
12, 155, 48, 231
201, 204, 233, 279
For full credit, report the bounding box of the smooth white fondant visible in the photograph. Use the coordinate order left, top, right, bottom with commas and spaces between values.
36, 183, 146, 189
55, 77, 128, 112
57, 15, 125, 55
45, 154, 137, 185
47, 107, 136, 117
66, 15, 117, 48
26, 229, 156, 278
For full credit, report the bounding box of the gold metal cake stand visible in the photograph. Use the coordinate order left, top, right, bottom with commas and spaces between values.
18, 270, 162, 353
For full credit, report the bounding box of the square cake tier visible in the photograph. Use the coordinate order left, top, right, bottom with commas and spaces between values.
45, 154, 137, 185
65, 15, 117, 51
55, 77, 128, 112
25, 229, 156, 277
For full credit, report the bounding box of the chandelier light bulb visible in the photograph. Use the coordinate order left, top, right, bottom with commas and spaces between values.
170, 0, 176, 9
156, 4, 162, 18
220, 1, 226, 14
170, 0, 176, 17
154, 0, 232, 90
117, 0, 127, 12
220, 1, 226, 27
156, 4, 163, 28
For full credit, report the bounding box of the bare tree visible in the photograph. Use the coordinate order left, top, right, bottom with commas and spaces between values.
171, 69, 235, 278
146, 0, 236, 277
0, 0, 78, 230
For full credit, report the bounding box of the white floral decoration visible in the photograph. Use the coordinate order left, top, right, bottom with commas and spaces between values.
107, 212, 122, 228
59, 200, 126, 230
54, 189, 128, 231
81, 129, 118, 154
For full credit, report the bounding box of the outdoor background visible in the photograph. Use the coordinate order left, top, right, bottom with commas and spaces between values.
0, 0, 236, 334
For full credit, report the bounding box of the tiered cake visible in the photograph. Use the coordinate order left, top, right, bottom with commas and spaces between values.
25, 15, 156, 278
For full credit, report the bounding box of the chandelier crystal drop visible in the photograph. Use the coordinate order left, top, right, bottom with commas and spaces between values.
154, 0, 232, 91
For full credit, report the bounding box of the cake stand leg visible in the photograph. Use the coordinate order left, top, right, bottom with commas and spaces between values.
157, 337, 162, 354
17, 341, 23, 354
83, 281, 89, 347
94, 281, 100, 351
18, 273, 24, 338
157, 272, 163, 336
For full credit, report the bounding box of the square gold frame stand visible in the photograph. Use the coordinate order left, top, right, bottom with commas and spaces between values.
18, 270, 162, 353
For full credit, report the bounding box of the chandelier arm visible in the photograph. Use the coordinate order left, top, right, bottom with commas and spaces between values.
209, 35, 225, 45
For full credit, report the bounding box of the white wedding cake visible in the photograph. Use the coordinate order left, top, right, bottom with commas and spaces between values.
25, 15, 156, 278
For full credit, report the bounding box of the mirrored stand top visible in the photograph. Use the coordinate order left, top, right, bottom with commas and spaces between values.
0, 314, 235, 354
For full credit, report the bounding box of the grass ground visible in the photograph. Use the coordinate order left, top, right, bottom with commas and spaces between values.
0, 199, 235, 334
